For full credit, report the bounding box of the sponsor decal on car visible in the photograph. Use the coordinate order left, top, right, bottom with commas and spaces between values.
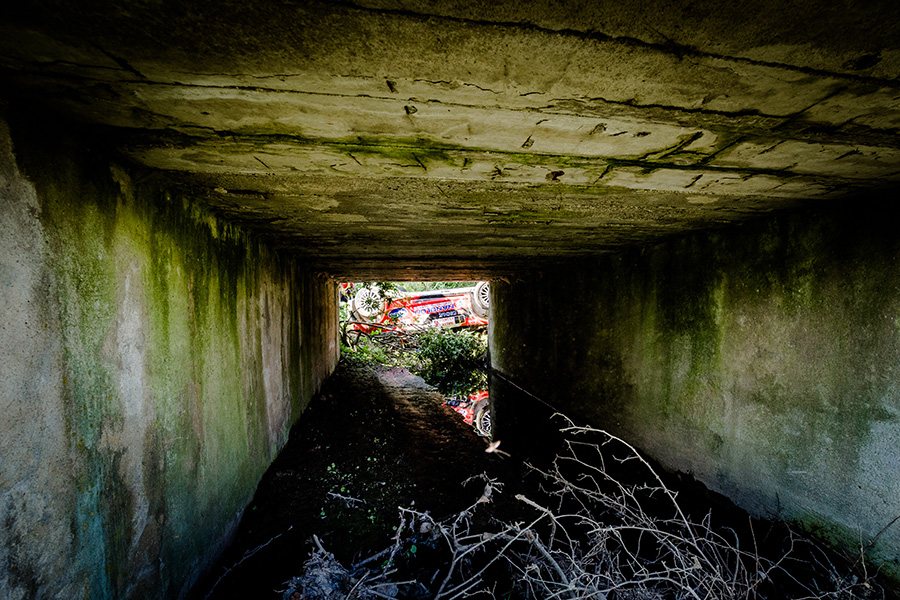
415, 302, 456, 315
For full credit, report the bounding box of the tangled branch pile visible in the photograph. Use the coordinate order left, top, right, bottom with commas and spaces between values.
285, 425, 882, 600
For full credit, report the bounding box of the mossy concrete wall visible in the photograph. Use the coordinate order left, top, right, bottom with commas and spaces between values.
491, 203, 900, 583
0, 111, 339, 599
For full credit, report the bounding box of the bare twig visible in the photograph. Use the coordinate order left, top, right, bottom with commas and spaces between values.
352, 547, 392, 570
205, 526, 292, 599
327, 491, 366, 506
284, 424, 884, 600
853, 513, 900, 571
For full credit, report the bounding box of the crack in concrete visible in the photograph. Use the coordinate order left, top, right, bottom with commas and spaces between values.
696, 137, 747, 165
8, 63, 900, 148
334, 0, 900, 88
0, 53, 125, 73
772, 86, 850, 131
604, 157, 805, 180
463, 83, 502, 94
557, 96, 794, 122
757, 140, 786, 155
411, 79, 502, 94
253, 155, 273, 170
88, 41, 146, 79
389, 162, 425, 169
638, 131, 705, 161
126, 128, 884, 184
836, 149, 863, 160
591, 164, 613, 185
685, 174, 704, 189
544, 98, 900, 149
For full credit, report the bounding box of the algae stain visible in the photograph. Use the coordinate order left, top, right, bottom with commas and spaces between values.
15, 115, 338, 596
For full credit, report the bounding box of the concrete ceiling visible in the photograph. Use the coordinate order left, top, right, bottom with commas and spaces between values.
3, 1, 900, 279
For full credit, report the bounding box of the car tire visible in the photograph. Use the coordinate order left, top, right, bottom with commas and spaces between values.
351, 286, 386, 321
472, 281, 490, 318
473, 399, 492, 437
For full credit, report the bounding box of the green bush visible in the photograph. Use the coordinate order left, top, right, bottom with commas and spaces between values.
399, 281, 476, 292
340, 281, 488, 394
340, 336, 392, 368
413, 328, 487, 396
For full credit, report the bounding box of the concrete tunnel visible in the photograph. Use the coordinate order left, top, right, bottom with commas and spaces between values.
2, 1, 900, 596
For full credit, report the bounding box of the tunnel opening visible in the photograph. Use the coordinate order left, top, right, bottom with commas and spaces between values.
339, 280, 492, 437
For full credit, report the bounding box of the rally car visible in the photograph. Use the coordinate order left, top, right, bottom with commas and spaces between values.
347, 282, 490, 332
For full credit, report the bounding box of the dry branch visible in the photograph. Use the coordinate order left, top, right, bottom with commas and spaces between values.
285, 426, 882, 600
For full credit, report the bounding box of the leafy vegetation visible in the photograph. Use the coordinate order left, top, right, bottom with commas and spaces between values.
399, 281, 477, 292
414, 328, 487, 396
340, 282, 487, 397
340, 327, 487, 398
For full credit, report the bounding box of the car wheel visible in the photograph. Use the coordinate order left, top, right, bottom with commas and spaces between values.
473, 399, 492, 437
351, 286, 386, 320
472, 281, 490, 318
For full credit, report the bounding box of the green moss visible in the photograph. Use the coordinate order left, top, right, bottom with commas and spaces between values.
180, 131, 624, 176
36, 170, 127, 599
796, 510, 900, 584
491, 204, 900, 590
10, 114, 337, 597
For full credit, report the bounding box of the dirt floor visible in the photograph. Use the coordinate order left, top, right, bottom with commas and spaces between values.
191, 361, 890, 600
192, 361, 505, 599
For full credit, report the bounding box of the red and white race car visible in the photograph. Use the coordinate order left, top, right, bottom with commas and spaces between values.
444, 390, 491, 437
346, 282, 490, 332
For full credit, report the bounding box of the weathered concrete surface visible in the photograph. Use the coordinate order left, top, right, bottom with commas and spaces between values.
2, 1, 900, 278
490, 203, 900, 584
2, 1, 900, 594
0, 110, 339, 599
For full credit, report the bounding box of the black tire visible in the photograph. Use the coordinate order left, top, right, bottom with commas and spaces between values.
473, 399, 492, 437
472, 281, 490, 318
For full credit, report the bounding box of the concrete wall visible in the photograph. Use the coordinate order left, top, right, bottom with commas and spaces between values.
0, 110, 339, 599
491, 203, 900, 583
